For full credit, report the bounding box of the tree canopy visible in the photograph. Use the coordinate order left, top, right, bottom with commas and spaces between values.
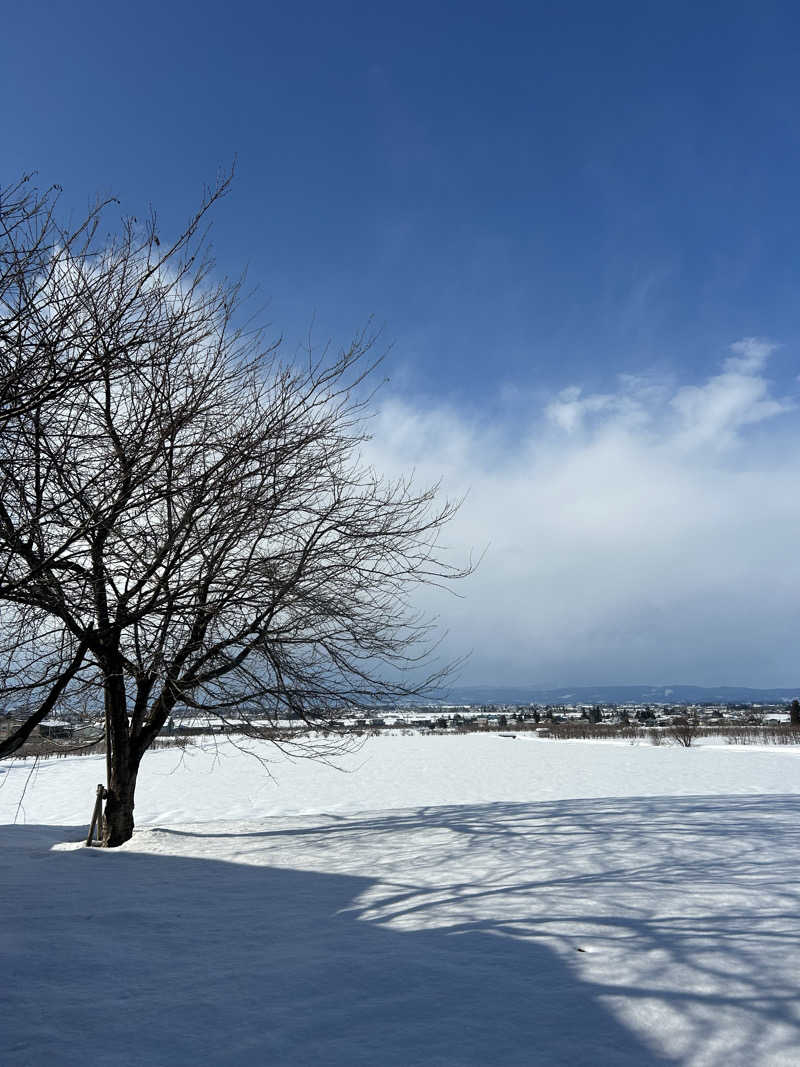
0, 173, 467, 843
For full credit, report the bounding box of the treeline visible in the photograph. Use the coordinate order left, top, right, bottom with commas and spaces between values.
428, 720, 800, 745
520, 722, 800, 745
7, 720, 800, 760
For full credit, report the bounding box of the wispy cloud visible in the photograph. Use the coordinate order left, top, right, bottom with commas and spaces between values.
368, 340, 800, 687
671, 338, 792, 450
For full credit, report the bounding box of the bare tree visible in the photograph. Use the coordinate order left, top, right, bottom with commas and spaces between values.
0, 173, 468, 845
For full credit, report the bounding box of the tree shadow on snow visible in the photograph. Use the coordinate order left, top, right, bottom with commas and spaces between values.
2, 821, 678, 1067
3, 794, 799, 1066
152, 793, 800, 1067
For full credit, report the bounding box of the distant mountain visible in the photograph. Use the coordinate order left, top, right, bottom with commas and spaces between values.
437, 684, 800, 705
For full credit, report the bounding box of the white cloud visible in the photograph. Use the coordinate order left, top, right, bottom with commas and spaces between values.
367, 340, 800, 687
671, 338, 791, 450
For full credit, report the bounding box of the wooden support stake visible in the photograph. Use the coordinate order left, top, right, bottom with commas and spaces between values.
86, 783, 106, 846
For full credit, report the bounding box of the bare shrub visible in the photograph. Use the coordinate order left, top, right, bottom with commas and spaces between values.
667, 717, 701, 748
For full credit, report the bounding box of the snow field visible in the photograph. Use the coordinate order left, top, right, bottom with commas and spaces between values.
2, 733, 799, 1066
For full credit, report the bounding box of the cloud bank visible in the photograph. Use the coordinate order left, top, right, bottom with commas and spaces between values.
368, 340, 800, 687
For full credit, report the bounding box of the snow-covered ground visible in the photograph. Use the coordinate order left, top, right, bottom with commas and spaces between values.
2, 734, 799, 1065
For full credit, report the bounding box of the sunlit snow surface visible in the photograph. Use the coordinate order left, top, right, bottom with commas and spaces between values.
2, 734, 799, 1065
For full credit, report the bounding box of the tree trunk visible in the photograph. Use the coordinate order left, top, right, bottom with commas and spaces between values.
102, 759, 139, 846
100, 653, 140, 847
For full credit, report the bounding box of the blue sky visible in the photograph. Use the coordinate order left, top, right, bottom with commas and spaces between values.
4, 2, 800, 685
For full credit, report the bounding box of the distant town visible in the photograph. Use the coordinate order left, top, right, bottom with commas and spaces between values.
328, 698, 797, 732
